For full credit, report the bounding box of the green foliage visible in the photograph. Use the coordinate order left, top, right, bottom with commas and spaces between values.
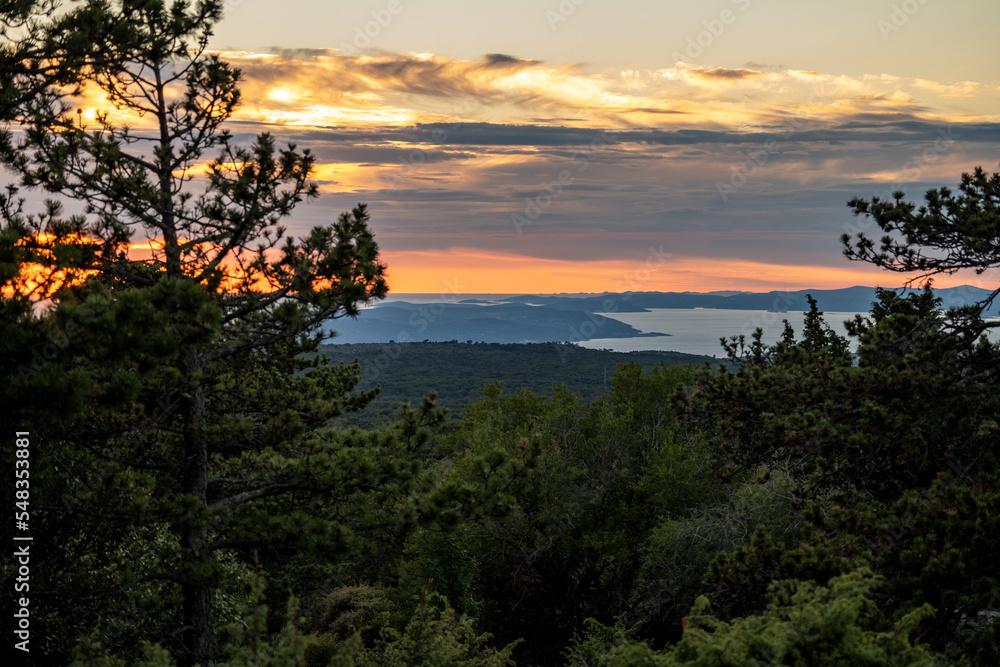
216, 574, 308, 667
687, 289, 999, 497
682, 284, 1000, 661
843, 167, 1000, 283
452, 363, 723, 664
67, 573, 317, 667
356, 592, 519, 667
659, 570, 939, 666
634, 470, 801, 637
320, 342, 723, 428
573, 571, 940, 667
396, 528, 481, 620
316, 586, 390, 643
701, 525, 845, 623
70, 636, 178, 667
564, 617, 645, 667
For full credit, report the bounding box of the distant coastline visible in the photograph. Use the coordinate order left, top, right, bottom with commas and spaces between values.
330, 286, 999, 346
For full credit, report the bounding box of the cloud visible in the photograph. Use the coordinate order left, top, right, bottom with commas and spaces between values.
687, 66, 767, 80
222, 50, 1000, 137
482, 53, 541, 68
55, 47, 1000, 292
742, 62, 785, 72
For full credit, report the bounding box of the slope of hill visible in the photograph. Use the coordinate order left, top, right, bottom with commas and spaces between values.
323, 301, 667, 344
319, 341, 724, 427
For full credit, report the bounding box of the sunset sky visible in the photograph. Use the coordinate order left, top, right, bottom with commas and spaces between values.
103, 1, 1000, 293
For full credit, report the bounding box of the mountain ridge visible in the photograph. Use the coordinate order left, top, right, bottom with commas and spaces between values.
325, 285, 998, 344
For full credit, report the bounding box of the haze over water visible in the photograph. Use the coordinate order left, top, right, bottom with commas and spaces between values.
580, 309, 868, 357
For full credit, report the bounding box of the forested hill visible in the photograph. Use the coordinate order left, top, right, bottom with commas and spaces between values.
322, 301, 664, 344
320, 341, 725, 426
324, 285, 1000, 344
499, 284, 1000, 313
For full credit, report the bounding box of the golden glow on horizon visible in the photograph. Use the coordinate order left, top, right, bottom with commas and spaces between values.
5, 237, 994, 301
380, 248, 990, 294
2, 233, 99, 299
250, 103, 420, 127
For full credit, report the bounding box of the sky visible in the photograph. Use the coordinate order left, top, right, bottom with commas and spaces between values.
102, 1, 1000, 293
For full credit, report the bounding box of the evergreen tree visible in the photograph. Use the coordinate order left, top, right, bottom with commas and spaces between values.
0, 2, 460, 664
684, 287, 1000, 660
842, 166, 1000, 326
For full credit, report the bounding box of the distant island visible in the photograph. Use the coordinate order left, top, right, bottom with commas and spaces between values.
323, 285, 999, 344
323, 300, 670, 344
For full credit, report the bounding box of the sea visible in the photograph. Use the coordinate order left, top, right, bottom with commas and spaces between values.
577, 309, 868, 357
375, 295, 998, 358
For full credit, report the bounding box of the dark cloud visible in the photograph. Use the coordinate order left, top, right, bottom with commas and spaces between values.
482, 53, 541, 67
267, 47, 331, 59
688, 67, 766, 80
228, 117, 1000, 156
358, 58, 490, 98
313, 145, 478, 165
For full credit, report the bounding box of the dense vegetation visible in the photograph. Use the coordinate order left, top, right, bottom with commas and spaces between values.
2, 2, 999, 665
319, 342, 724, 427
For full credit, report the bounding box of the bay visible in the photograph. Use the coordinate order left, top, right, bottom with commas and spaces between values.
578, 308, 868, 357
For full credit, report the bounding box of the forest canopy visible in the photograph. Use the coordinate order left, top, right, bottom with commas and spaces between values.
2, 1, 1000, 666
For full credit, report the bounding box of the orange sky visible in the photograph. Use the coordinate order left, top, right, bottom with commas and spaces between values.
379, 248, 993, 294
52, 27, 1000, 296
218, 50, 998, 294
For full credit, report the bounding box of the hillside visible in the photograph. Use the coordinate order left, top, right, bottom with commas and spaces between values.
321, 301, 666, 344
319, 341, 725, 426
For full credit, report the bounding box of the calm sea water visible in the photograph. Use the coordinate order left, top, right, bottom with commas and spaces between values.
578, 309, 868, 357
363, 298, 998, 357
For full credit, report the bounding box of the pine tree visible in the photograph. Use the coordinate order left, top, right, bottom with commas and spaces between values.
842, 166, 1000, 323
0, 2, 425, 664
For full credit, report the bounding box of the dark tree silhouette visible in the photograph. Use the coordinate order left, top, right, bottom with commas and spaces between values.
842, 166, 1000, 317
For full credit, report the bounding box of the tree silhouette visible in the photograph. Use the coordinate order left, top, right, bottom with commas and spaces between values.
0, 1, 409, 664
842, 166, 1000, 317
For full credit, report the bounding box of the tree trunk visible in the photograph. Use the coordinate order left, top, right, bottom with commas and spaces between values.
183, 575, 213, 667
180, 348, 213, 666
